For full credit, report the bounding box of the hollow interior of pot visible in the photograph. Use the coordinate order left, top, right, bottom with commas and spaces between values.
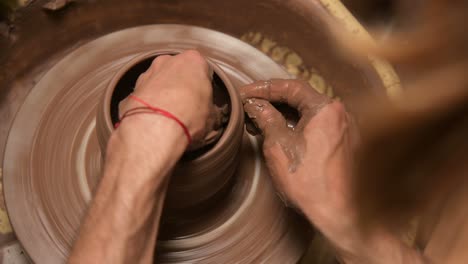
110, 55, 231, 159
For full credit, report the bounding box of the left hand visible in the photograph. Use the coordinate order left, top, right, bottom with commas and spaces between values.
240, 79, 426, 264
239, 79, 362, 257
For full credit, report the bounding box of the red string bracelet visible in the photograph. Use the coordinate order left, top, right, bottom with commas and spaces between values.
115, 107, 155, 128
115, 95, 192, 145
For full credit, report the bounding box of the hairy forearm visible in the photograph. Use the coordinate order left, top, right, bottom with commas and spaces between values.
297, 133, 428, 264
302, 203, 427, 264
69, 116, 185, 263
334, 227, 427, 264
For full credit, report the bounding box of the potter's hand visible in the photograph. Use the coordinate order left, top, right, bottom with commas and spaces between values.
118, 50, 224, 150
240, 79, 356, 228
240, 80, 427, 264
71, 51, 225, 264
240, 78, 361, 254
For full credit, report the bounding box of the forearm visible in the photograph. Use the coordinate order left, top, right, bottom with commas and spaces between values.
302, 205, 427, 264
69, 116, 185, 263
299, 134, 427, 264
334, 227, 427, 264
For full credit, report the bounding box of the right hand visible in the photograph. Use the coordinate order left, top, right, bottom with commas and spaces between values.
118, 50, 224, 150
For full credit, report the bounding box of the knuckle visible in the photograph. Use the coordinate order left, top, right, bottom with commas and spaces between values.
139, 72, 148, 79
182, 50, 208, 66
183, 49, 202, 57
292, 79, 309, 87
263, 141, 284, 158
329, 101, 347, 118
287, 79, 309, 92
322, 101, 348, 127
135, 73, 146, 86
294, 79, 317, 96
151, 55, 171, 66
118, 99, 128, 116
182, 50, 203, 60
263, 108, 280, 123
158, 54, 172, 60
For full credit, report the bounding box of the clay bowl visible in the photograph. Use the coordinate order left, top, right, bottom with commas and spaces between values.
96, 50, 244, 214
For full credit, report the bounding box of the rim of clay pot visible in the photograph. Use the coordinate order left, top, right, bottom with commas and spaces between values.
101, 50, 242, 163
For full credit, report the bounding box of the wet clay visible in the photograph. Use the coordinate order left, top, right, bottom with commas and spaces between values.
3, 25, 308, 263
242, 79, 332, 173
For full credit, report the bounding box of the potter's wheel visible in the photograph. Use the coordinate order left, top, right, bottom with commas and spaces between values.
3, 25, 308, 263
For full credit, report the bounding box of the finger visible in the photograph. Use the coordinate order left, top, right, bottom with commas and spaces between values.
208, 65, 214, 80
211, 105, 224, 130
245, 116, 261, 135
217, 104, 230, 128
135, 72, 149, 88
240, 79, 329, 114
188, 104, 228, 151
186, 127, 224, 152
243, 98, 288, 139
203, 129, 224, 145
135, 55, 173, 89
118, 97, 132, 118
176, 50, 210, 76
205, 104, 227, 134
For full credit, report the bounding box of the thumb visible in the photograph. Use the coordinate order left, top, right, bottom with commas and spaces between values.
243, 98, 288, 141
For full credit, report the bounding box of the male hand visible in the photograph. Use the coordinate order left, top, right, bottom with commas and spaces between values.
240, 79, 362, 256
72, 50, 226, 264
118, 50, 223, 150
240, 79, 427, 264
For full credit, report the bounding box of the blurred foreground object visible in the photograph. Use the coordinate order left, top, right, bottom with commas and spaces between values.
347, 1, 468, 262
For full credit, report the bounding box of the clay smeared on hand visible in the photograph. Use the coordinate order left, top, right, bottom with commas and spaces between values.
241, 79, 331, 172
241, 79, 364, 255
194, 104, 229, 148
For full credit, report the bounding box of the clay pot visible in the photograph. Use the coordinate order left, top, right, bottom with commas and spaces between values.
96, 50, 244, 212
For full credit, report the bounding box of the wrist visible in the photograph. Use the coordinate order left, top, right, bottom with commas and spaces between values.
301, 203, 412, 264
323, 224, 424, 264
107, 114, 187, 173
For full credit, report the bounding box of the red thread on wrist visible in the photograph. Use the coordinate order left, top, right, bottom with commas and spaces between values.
115, 107, 154, 129
115, 95, 192, 145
